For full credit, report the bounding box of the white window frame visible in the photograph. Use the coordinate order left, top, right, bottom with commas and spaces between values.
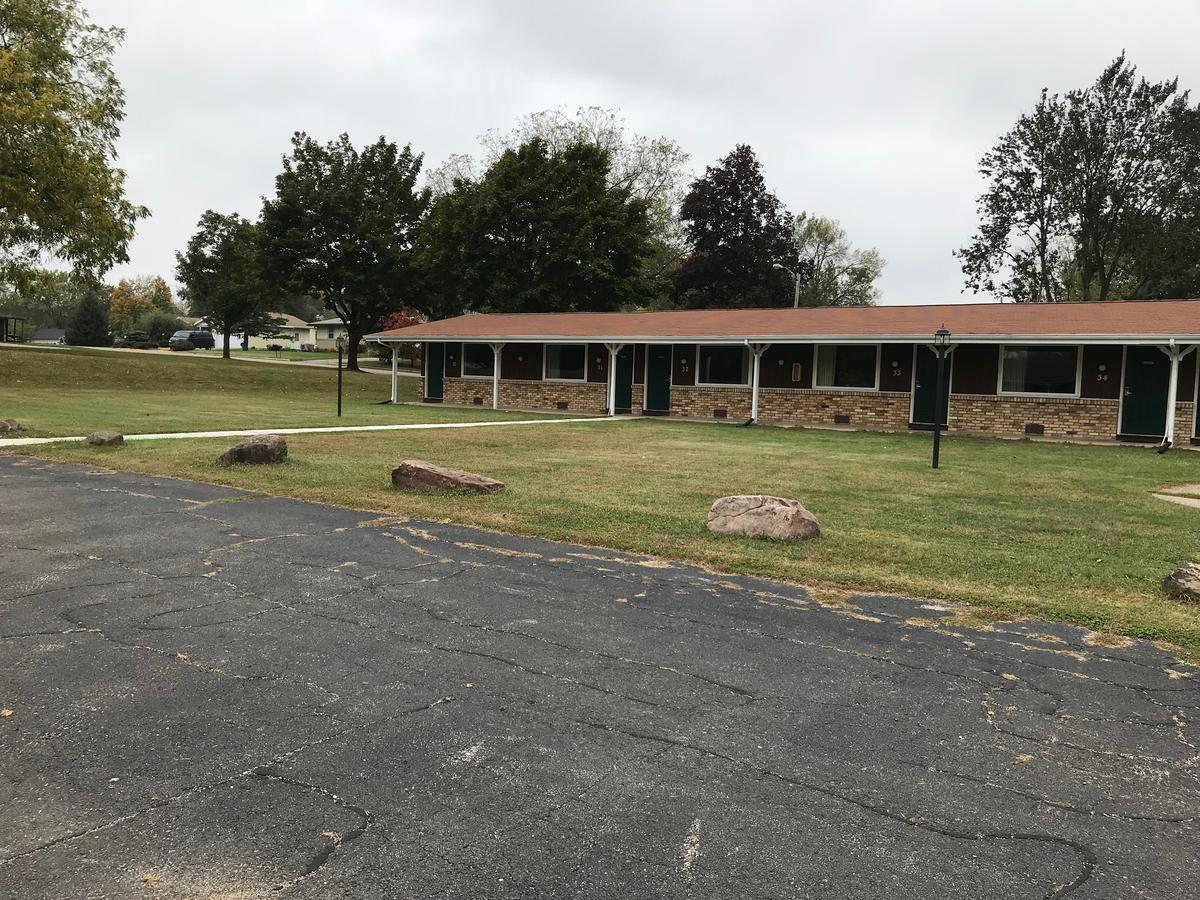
996, 344, 1083, 399
694, 344, 751, 388
812, 343, 881, 392
461, 342, 495, 380
542, 342, 588, 383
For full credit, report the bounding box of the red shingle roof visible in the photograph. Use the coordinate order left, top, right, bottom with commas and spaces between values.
267, 312, 310, 329
368, 299, 1200, 343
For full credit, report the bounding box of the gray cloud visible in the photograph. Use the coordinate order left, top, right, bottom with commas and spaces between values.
92, 0, 1200, 305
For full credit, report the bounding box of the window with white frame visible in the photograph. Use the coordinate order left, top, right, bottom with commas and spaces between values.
544, 344, 586, 381
462, 343, 495, 378
814, 345, 879, 390
1000, 346, 1079, 395
697, 345, 749, 386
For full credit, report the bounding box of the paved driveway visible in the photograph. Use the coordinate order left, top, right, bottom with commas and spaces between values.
0, 457, 1196, 899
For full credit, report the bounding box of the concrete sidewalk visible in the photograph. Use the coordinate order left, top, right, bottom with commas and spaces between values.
0, 415, 631, 448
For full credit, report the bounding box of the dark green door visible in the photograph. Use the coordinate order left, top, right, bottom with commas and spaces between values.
424, 342, 444, 401
1120, 346, 1168, 437
615, 346, 634, 413
644, 344, 671, 413
911, 346, 950, 427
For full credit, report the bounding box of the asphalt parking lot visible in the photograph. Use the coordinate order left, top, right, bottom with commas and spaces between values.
0, 455, 1197, 899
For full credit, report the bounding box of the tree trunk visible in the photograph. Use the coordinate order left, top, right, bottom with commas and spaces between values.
222, 326, 232, 359
344, 329, 361, 371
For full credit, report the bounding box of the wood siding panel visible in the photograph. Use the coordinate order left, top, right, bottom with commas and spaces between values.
759, 344, 813, 389
1178, 352, 1196, 403
586, 343, 609, 383
501, 343, 542, 381
952, 344, 999, 395
879, 344, 913, 393
673, 344, 696, 386
1080, 345, 1123, 400
634, 344, 646, 384
444, 342, 463, 378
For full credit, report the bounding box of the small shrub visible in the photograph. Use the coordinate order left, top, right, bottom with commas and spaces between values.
169, 339, 195, 351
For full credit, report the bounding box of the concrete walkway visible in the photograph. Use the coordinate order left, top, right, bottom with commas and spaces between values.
0, 416, 630, 448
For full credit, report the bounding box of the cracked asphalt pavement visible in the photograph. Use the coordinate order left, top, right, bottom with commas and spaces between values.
1, 456, 1197, 899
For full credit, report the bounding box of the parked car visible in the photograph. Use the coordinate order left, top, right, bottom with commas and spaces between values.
115, 331, 153, 349
168, 330, 215, 350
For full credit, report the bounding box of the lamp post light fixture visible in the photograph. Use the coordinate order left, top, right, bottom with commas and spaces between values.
335, 334, 346, 417
931, 325, 951, 469
771, 262, 803, 309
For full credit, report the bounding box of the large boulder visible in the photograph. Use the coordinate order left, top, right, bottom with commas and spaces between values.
85, 430, 124, 447
707, 495, 821, 541
0, 419, 21, 433
391, 460, 504, 494
217, 434, 287, 466
1163, 563, 1200, 604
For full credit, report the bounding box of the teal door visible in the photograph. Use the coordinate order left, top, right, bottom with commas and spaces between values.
424, 343, 444, 401
1120, 346, 1168, 438
911, 345, 950, 427
615, 346, 634, 412
644, 344, 671, 413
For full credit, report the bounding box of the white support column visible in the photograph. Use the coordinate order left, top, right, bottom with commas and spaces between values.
390, 343, 399, 403
1160, 343, 1196, 449
489, 342, 505, 410
604, 342, 625, 416
747, 343, 770, 423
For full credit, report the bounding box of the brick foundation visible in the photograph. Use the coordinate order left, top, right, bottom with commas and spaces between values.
948, 395, 1119, 440
441, 377, 608, 413
1174, 402, 1194, 447
422, 374, 1194, 444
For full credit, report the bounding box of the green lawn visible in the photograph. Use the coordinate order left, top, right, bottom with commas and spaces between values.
5, 345, 1200, 658
192, 348, 343, 362
0, 345, 554, 436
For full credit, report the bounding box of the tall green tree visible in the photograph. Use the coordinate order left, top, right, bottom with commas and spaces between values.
0, 268, 92, 328
63, 285, 111, 346
417, 138, 654, 317
959, 54, 1200, 302
427, 107, 690, 307
672, 145, 806, 309
0, 0, 147, 279
260, 133, 429, 371
175, 211, 270, 359
792, 213, 883, 307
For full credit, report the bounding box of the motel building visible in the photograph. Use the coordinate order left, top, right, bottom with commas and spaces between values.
369, 299, 1200, 449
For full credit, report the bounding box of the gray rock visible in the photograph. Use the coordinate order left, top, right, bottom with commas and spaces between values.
391, 460, 504, 494
217, 434, 287, 466
0, 419, 21, 433
707, 495, 821, 541
85, 430, 124, 447
1163, 563, 1200, 604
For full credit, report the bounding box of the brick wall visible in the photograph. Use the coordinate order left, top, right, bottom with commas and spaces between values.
441, 377, 607, 413
1174, 402, 1194, 446
949, 394, 1118, 440
759, 389, 913, 430
669, 386, 912, 430
429, 375, 1195, 443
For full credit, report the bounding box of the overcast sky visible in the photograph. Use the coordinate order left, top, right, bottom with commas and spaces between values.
90, 0, 1200, 306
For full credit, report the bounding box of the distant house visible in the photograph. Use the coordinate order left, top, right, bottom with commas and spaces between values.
310, 316, 352, 351
0, 310, 25, 343
245, 313, 316, 350
30, 328, 66, 345
199, 313, 318, 351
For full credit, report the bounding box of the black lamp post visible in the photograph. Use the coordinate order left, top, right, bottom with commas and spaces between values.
932, 325, 951, 469
335, 334, 346, 417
